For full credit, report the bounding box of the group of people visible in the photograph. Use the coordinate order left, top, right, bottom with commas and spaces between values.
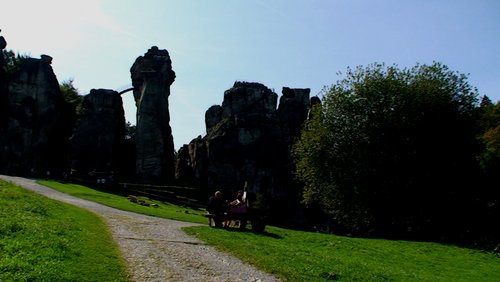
207, 189, 247, 227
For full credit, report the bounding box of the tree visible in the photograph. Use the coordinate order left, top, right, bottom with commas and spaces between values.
294, 62, 481, 238
477, 98, 500, 170
60, 79, 82, 114
2, 50, 30, 74
125, 121, 136, 141
475, 98, 500, 244
59, 79, 82, 142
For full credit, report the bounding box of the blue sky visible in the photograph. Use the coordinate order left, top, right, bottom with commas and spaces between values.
3, 0, 500, 148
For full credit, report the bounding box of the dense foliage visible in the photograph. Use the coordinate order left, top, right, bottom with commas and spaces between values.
294, 63, 498, 243
477, 98, 500, 171
1, 50, 27, 74
60, 79, 83, 115
59, 79, 83, 147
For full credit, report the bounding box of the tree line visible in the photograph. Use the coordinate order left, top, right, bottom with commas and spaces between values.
294, 62, 499, 248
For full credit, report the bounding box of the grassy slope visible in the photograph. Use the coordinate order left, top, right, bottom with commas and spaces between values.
0, 180, 129, 282
37, 180, 207, 224
36, 180, 500, 281
184, 226, 500, 281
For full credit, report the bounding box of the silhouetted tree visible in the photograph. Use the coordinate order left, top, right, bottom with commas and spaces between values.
115, 121, 136, 182
477, 97, 500, 170
57, 80, 82, 172
124, 121, 136, 141
294, 62, 482, 239
474, 98, 500, 245
2, 50, 29, 74
60, 79, 82, 114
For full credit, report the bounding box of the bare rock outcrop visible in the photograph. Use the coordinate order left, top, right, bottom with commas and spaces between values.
0, 54, 67, 176
69, 89, 125, 178
177, 82, 313, 225
278, 87, 311, 148
201, 82, 287, 193
131, 47, 176, 184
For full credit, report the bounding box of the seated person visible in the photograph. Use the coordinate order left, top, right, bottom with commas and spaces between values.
228, 190, 247, 214
207, 191, 226, 227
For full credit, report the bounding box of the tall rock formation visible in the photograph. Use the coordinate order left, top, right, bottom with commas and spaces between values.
69, 89, 126, 178
205, 82, 288, 193
176, 82, 313, 225
277, 87, 311, 149
0, 54, 67, 176
130, 47, 176, 184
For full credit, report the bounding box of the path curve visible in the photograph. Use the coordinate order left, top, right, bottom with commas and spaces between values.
0, 175, 280, 282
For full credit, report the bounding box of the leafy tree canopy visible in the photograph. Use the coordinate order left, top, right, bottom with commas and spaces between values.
477, 99, 500, 171
60, 79, 83, 114
125, 121, 136, 141
2, 50, 31, 74
294, 62, 481, 237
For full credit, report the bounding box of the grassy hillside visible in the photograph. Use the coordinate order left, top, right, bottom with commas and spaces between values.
0, 179, 129, 281
184, 226, 500, 281
36, 180, 500, 281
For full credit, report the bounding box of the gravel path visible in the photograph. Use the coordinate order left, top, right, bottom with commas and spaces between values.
0, 175, 280, 282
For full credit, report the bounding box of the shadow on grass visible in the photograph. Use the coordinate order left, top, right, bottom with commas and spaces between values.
213, 226, 283, 239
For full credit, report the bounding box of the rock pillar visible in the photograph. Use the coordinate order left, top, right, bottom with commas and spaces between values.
69, 89, 125, 179
130, 46, 176, 184
0, 54, 66, 176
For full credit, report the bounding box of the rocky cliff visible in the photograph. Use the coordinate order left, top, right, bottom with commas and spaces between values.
131, 46, 176, 184
0, 54, 67, 176
176, 82, 313, 224
0, 37, 315, 223
69, 89, 126, 178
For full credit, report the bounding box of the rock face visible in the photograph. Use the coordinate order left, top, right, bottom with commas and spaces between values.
0, 55, 67, 176
206, 82, 287, 192
130, 46, 176, 184
177, 82, 313, 224
69, 89, 125, 178
278, 87, 311, 149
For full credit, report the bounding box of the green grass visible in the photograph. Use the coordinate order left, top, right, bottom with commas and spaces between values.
35, 180, 500, 281
184, 226, 500, 281
0, 179, 129, 282
37, 180, 207, 224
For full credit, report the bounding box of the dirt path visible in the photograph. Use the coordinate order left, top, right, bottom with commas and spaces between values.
0, 175, 280, 282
